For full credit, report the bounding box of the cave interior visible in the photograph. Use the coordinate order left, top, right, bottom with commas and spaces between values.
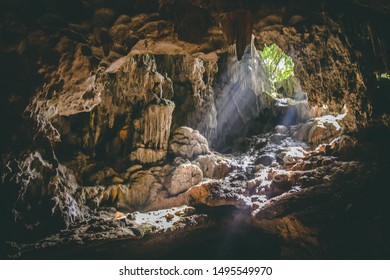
0, 0, 390, 259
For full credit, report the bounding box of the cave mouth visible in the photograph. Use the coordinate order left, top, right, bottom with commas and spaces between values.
1, 0, 390, 260
261, 43, 295, 88
213, 40, 310, 152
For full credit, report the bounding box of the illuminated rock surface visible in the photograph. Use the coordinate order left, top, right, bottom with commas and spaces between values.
1, 0, 390, 260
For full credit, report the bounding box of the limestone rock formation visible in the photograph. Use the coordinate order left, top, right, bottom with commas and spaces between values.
154, 54, 219, 141
195, 154, 232, 179
131, 98, 175, 164
292, 114, 344, 145
167, 163, 203, 196
1, 151, 82, 236
170, 127, 209, 159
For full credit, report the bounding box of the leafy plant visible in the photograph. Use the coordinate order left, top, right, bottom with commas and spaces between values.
260, 44, 295, 84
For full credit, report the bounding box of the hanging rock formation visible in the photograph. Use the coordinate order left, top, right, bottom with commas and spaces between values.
131, 98, 175, 164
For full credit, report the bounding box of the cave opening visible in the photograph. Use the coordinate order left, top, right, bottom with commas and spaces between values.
1, 0, 390, 260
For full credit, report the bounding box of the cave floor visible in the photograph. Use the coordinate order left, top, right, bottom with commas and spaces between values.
5, 126, 390, 260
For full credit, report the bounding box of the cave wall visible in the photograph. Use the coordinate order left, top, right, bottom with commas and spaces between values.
1, 0, 389, 241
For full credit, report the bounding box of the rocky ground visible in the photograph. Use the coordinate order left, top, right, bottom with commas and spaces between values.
4, 115, 389, 259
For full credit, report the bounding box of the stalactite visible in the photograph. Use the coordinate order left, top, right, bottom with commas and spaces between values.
218, 8, 253, 61
132, 98, 175, 164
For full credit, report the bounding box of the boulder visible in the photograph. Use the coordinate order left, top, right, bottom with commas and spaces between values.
170, 127, 209, 159
270, 172, 292, 196
195, 154, 232, 179
292, 115, 343, 145
329, 135, 358, 159
275, 125, 289, 135
255, 155, 274, 166
276, 147, 308, 165
292, 121, 314, 142
167, 163, 203, 196
270, 133, 286, 144
308, 116, 342, 145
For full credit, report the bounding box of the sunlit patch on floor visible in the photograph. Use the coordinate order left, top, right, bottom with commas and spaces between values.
129, 205, 195, 233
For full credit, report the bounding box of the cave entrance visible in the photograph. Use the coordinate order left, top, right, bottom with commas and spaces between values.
260, 43, 301, 100
214, 41, 307, 152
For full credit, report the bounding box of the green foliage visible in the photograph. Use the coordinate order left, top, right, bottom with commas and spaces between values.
260, 44, 295, 84
380, 72, 390, 80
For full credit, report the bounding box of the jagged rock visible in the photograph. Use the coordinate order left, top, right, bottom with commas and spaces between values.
195, 154, 232, 179
38, 37, 99, 118
154, 54, 219, 142
255, 14, 370, 132
214, 48, 272, 149
329, 135, 358, 158
1, 151, 82, 234
79, 164, 178, 210
308, 115, 343, 145
11, 205, 210, 259
289, 159, 362, 188
292, 115, 344, 145
170, 127, 209, 159
85, 182, 151, 210
167, 163, 203, 196
147, 177, 252, 211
